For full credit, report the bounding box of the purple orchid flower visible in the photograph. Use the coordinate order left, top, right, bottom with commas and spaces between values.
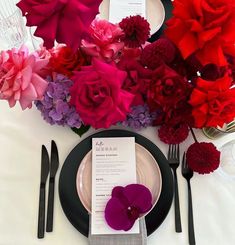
104, 184, 152, 231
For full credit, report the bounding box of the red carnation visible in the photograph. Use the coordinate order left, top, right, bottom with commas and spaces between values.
141, 38, 176, 69
189, 74, 235, 128
158, 123, 189, 144
119, 15, 150, 48
186, 142, 220, 174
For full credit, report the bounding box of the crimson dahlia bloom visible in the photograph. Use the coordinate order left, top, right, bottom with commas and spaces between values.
119, 15, 150, 48
158, 123, 189, 144
186, 142, 220, 174
141, 38, 176, 69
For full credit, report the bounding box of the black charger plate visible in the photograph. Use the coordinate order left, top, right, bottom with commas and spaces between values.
59, 129, 173, 237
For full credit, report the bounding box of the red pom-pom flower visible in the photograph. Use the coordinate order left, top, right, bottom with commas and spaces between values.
186, 142, 220, 174
119, 15, 150, 48
158, 123, 189, 144
141, 38, 176, 69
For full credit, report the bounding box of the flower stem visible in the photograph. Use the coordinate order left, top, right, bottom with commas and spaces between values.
190, 127, 198, 143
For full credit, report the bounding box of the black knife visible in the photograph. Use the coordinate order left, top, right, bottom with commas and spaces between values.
38, 145, 50, 239
46, 140, 59, 232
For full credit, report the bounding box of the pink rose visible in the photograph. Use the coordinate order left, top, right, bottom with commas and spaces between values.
0, 46, 48, 109
70, 59, 134, 128
17, 0, 102, 51
82, 18, 124, 62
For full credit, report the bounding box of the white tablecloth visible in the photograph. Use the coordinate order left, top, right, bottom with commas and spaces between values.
0, 101, 235, 245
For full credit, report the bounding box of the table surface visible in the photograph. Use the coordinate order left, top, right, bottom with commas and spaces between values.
0, 101, 235, 245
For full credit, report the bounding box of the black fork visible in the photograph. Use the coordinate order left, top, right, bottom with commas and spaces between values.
182, 153, 196, 245
168, 144, 182, 233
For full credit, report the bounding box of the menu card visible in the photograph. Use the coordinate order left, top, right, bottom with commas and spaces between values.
91, 137, 139, 235
109, 0, 146, 24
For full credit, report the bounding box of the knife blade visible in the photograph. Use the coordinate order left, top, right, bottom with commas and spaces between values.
46, 140, 59, 232
38, 145, 49, 239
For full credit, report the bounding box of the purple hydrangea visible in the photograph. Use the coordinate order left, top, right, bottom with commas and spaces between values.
35, 73, 82, 128
122, 104, 156, 130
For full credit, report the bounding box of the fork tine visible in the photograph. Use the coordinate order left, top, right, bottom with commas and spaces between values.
168, 144, 171, 160
177, 144, 179, 160
182, 152, 186, 170
172, 145, 177, 160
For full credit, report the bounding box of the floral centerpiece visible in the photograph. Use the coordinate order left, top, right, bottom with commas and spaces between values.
1, 0, 235, 174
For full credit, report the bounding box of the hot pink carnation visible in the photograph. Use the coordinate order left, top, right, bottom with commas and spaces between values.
17, 0, 102, 51
70, 59, 134, 128
82, 18, 124, 62
0, 46, 48, 109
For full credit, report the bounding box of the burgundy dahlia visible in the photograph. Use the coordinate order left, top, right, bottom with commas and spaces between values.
141, 38, 176, 69
158, 123, 189, 144
186, 142, 220, 174
119, 15, 150, 48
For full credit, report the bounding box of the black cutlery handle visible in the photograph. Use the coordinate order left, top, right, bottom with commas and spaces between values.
46, 178, 55, 232
38, 186, 46, 238
173, 169, 182, 232
188, 181, 196, 245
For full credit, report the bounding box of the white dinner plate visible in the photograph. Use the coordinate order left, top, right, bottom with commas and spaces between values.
99, 0, 165, 35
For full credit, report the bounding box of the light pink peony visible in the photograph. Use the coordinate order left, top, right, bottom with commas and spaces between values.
70, 58, 134, 128
0, 46, 48, 109
17, 0, 102, 51
82, 18, 124, 62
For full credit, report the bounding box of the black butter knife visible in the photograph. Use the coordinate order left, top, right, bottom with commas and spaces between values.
46, 140, 59, 232
38, 145, 50, 239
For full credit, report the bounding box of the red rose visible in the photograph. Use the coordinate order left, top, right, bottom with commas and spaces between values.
50, 46, 86, 77
189, 74, 235, 128
70, 59, 134, 129
118, 58, 152, 106
147, 65, 192, 119
165, 0, 235, 66
17, 0, 102, 50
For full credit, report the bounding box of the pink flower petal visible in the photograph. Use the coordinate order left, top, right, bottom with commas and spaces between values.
31, 73, 48, 98
21, 66, 32, 90
20, 83, 37, 109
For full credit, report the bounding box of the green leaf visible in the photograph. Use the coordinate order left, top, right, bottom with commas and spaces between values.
71, 125, 90, 137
